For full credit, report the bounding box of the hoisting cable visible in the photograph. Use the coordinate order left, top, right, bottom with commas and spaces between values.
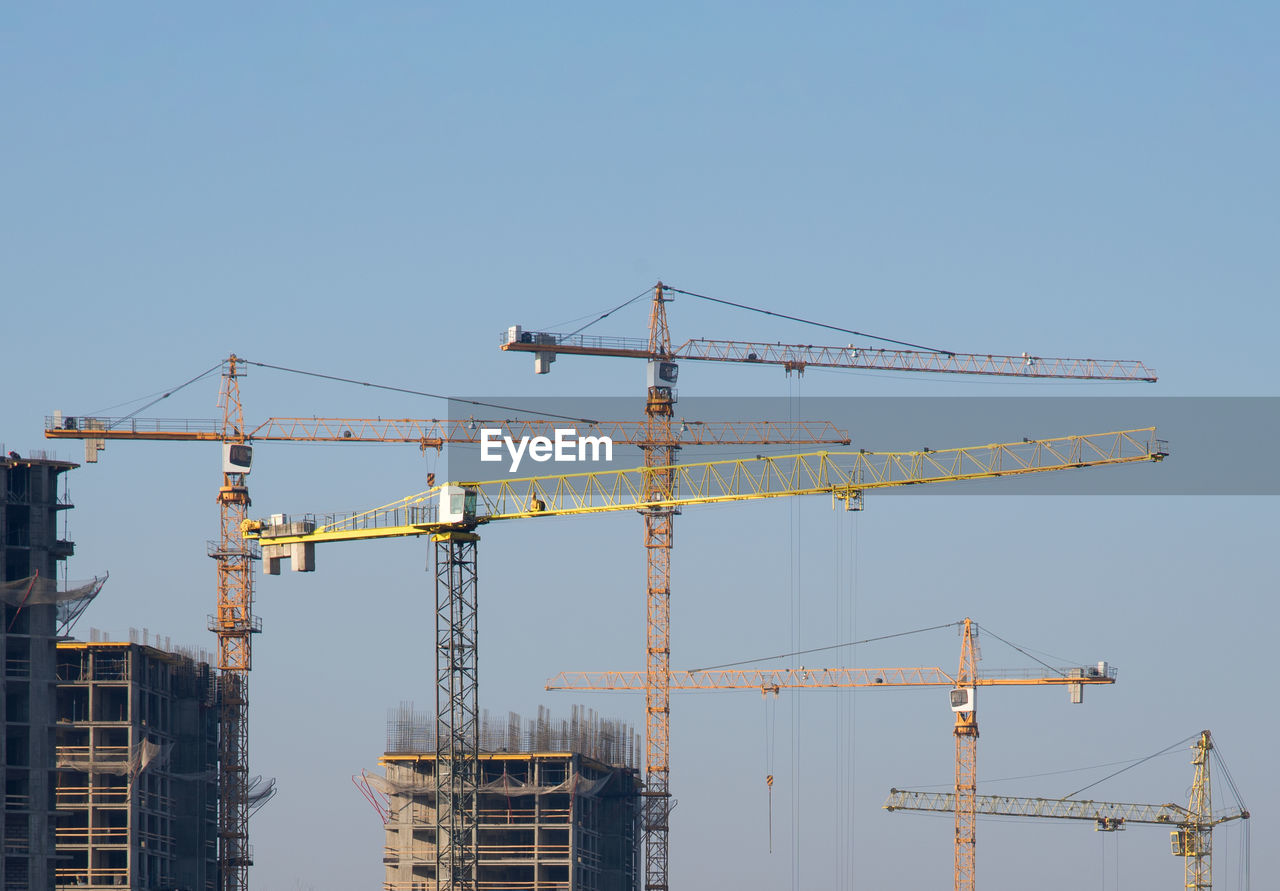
662, 286, 956, 355
690, 620, 959, 672
762, 690, 777, 853
241, 359, 602, 425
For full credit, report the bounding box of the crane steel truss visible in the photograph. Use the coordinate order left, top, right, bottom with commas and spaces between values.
544, 664, 1117, 692
258, 428, 1166, 545
641, 288, 676, 890
502, 334, 1159, 381
886, 790, 1191, 825
954, 618, 980, 891
434, 532, 480, 890
47, 415, 849, 448
213, 357, 256, 890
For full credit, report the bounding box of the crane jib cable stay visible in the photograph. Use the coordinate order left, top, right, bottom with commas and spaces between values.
246, 430, 1164, 891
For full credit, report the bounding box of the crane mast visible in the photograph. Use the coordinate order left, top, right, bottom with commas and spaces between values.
433, 531, 480, 890
953, 618, 980, 891
213, 356, 256, 890
642, 283, 677, 890
1184, 729, 1215, 890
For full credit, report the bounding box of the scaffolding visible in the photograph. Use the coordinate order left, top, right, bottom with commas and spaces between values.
387, 705, 642, 770
378, 706, 642, 891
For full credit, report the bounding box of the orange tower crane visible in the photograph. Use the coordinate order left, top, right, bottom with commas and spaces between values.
44, 355, 852, 890
247, 429, 1165, 891
884, 730, 1250, 890
501, 282, 1158, 891
547, 617, 1109, 890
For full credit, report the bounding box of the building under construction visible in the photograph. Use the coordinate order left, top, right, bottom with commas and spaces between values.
1, 454, 87, 890
54, 637, 221, 889
377, 706, 642, 891
0, 451, 235, 889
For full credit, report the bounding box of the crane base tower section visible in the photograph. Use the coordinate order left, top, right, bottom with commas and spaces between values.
379, 706, 642, 891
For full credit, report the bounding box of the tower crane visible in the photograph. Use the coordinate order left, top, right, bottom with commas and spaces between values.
884, 730, 1249, 890
245, 428, 1165, 891
548, 618, 1109, 891
43, 355, 848, 891
501, 281, 1158, 891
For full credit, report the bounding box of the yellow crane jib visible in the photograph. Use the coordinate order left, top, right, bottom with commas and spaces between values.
241, 432, 1172, 570
244, 427, 1166, 570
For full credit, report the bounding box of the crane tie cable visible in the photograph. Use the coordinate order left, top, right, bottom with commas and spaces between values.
1060, 734, 1198, 800
241, 359, 601, 425
561, 287, 653, 339
106, 362, 224, 429
976, 624, 1073, 677
662, 285, 957, 355
690, 620, 960, 672
1208, 737, 1250, 814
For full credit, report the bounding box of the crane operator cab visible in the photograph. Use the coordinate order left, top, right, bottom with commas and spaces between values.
439, 485, 478, 527
950, 687, 976, 713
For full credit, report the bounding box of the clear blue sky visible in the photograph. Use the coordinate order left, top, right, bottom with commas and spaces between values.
3, 4, 1275, 889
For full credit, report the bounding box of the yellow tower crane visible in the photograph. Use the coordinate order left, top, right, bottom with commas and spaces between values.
547, 617, 1109, 891
500, 281, 1158, 891
245, 429, 1165, 891
44, 355, 849, 891
884, 730, 1250, 890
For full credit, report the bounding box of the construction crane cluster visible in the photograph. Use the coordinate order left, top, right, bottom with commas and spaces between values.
43, 281, 1189, 891
246, 433, 1162, 890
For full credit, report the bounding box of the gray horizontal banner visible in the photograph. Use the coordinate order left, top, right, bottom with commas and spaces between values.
443, 397, 1278, 495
